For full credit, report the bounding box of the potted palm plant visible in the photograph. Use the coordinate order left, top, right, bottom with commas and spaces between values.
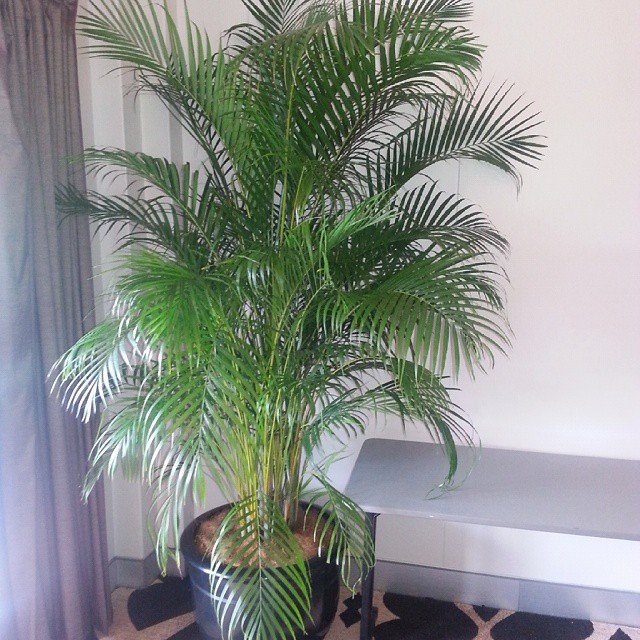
53, 0, 543, 638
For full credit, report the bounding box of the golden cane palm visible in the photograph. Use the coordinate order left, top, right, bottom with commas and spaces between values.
53, 0, 543, 638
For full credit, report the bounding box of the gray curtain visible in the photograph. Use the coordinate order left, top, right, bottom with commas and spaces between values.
0, 1, 111, 638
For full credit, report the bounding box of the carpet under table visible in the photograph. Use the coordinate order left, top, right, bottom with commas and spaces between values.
102, 576, 640, 640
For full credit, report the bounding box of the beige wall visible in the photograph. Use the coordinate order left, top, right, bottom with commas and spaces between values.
77, 0, 640, 590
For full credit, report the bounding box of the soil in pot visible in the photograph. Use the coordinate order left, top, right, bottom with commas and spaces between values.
194, 504, 332, 562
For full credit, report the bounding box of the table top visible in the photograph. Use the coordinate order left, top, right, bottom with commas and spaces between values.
344, 438, 640, 541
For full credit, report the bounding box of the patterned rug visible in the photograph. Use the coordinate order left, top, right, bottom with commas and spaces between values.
122, 577, 640, 640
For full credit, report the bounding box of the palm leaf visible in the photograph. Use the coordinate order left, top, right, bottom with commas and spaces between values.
210, 496, 311, 640
370, 83, 545, 191
305, 477, 375, 588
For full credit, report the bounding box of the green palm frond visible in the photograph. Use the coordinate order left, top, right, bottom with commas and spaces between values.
52, 319, 136, 422
53, 0, 544, 637
82, 147, 232, 211
392, 182, 509, 254
113, 250, 232, 355
369, 83, 544, 191
305, 478, 375, 588
210, 497, 311, 640
57, 186, 186, 253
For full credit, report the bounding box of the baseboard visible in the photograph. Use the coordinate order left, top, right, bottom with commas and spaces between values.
374, 560, 640, 628
109, 555, 639, 627
108, 552, 181, 591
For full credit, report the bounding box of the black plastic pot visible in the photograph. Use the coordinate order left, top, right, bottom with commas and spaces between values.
180, 504, 340, 640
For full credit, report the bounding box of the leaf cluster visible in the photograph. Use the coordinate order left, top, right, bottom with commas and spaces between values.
53, 0, 543, 637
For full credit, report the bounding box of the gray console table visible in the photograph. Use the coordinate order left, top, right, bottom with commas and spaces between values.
344, 438, 640, 640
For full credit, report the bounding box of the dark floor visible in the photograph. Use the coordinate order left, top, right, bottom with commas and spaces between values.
103, 579, 640, 640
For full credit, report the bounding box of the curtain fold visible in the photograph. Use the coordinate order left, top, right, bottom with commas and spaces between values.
0, 1, 112, 639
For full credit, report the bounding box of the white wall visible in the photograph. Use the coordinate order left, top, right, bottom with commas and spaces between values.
461, 0, 640, 459
77, 0, 640, 591
77, 46, 152, 561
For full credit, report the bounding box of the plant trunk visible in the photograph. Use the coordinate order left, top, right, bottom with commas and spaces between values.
283, 495, 299, 529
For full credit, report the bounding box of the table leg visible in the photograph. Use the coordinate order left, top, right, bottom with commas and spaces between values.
360, 512, 378, 640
